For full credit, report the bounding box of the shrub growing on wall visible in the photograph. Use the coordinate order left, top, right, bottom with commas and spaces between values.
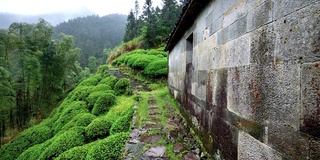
86, 132, 129, 160
91, 93, 116, 115
114, 78, 131, 95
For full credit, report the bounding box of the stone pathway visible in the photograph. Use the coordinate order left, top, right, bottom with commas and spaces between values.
122, 95, 208, 160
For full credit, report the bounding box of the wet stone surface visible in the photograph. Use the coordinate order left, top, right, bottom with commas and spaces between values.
122, 95, 207, 160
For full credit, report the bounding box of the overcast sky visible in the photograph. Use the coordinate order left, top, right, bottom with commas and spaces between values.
0, 0, 163, 16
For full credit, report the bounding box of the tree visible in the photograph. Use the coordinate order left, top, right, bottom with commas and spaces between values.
88, 56, 97, 73
123, 10, 136, 42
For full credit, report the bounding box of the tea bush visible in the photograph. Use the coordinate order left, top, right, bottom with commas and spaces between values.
85, 117, 113, 141
91, 93, 116, 115
39, 127, 85, 160
98, 76, 117, 89
143, 58, 168, 78
86, 132, 129, 160
114, 78, 131, 96
110, 107, 135, 135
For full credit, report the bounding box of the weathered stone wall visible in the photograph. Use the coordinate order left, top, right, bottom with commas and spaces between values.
168, 0, 320, 159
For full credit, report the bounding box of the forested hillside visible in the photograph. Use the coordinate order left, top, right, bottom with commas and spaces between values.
55, 14, 127, 67
0, 19, 95, 147
0, 0, 185, 159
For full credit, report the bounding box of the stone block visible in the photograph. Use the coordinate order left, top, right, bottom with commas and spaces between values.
247, 0, 273, 32
272, 0, 317, 20
227, 63, 301, 128
221, 34, 251, 68
223, 0, 248, 28
221, 15, 247, 44
238, 131, 282, 160
274, 2, 320, 63
301, 62, 320, 138
310, 137, 320, 159
209, 16, 223, 36
250, 23, 275, 65
205, 0, 224, 27
268, 124, 309, 159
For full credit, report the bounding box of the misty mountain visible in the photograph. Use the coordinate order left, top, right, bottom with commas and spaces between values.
54, 14, 127, 67
0, 9, 95, 29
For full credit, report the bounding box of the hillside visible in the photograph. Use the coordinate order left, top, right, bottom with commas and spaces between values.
0, 10, 95, 29
54, 14, 127, 67
0, 65, 135, 159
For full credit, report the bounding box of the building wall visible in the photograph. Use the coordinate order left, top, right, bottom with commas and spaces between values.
168, 0, 320, 159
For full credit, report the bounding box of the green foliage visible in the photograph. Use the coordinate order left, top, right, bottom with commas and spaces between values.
78, 77, 99, 87
143, 58, 168, 78
85, 117, 113, 141
17, 138, 54, 160
114, 78, 131, 95
86, 132, 129, 160
39, 127, 85, 160
0, 125, 53, 160
55, 142, 95, 160
68, 86, 93, 101
147, 49, 167, 57
91, 93, 116, 115
110, 106, 135, 135
61, 113, 96, 131
94, 84, 112, 92
53, 101, 88, 133
54, 14, 127, 67
98, 76, 117, 89
97, 64, 109, 77
86, 91, 108, 109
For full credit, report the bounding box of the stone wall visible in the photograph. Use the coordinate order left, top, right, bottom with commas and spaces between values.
167, 0, 320, 159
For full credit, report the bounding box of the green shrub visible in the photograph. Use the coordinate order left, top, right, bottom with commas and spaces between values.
97, 64, 109, 75
91, 93, 116, 115
143, 58, 168, 78
94, 84, 112, 91
127, 54, 142, 67
85, 117, 113, 141
78, 77, 99, 87
110, 107, 134, 135
61, 113, 96, 131
147, 49, 167, 57
55, 142, 95, 160
131, 55, 158, 70
53, 101, 88, 133
0, 125, 53, 160
91, 73, 103, 81
39, 127, 85, 160
86, 132, 129, 160
98, 76, 118, 89
114, 78, 131, 96
86, 91, 108, 108
68, 86, 93, 101
75, 113, 96, 126
17, 138, 54, 160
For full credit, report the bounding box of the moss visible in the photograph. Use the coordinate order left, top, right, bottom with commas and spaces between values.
91, 93, 116, 115
86, 132, 129, 160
